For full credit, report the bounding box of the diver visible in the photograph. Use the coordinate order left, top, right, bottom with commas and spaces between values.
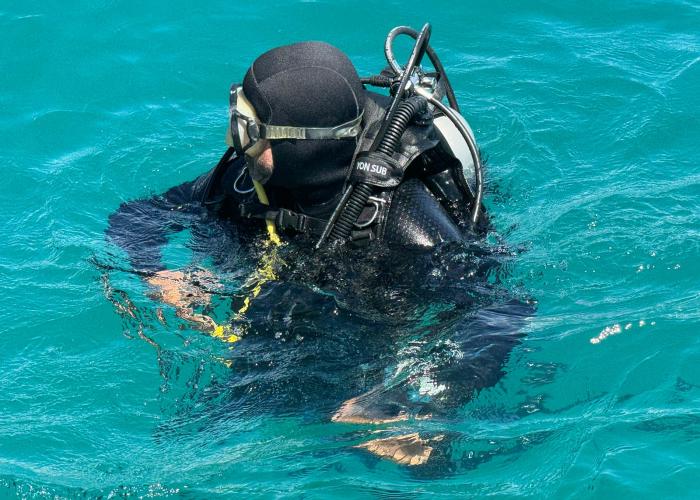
109, 27, 486, 313
107, 25, 520, 467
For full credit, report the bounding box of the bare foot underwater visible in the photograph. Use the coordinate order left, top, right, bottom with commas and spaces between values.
355, 433, 442, 466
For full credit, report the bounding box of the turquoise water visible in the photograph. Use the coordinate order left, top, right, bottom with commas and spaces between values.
2, 0, 699, 497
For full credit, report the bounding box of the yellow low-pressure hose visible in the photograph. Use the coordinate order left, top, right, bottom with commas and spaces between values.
208, 180, 282, 345
234, 180, 283, 317
211, 324, 240, 343
253, 180, 281, 246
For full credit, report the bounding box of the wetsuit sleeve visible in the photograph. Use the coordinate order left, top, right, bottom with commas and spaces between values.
106, 155, 252, 272
106, 178, 206, 273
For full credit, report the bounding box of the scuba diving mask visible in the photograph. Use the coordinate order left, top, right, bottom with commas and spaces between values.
227, 83, 364, 159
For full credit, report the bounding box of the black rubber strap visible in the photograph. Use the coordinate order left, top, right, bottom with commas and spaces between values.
350, 151, 403, 187
240, 201, 327, 236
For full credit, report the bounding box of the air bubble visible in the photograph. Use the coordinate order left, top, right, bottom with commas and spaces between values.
590, 319, 656, 344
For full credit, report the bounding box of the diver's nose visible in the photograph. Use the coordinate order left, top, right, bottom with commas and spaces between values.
249, 141, 274, 184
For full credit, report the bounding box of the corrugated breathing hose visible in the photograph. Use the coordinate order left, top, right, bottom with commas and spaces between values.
326, 96, 427, 244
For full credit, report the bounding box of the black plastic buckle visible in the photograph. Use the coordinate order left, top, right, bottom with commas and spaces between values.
276, 208, 308, 233
239, 200, 264, 218
350, 228, 375, 246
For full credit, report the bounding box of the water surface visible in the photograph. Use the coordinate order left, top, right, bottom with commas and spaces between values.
1, 0, 699, 497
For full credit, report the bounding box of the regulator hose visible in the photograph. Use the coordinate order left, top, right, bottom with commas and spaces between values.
376, 96, 427, 155
384, 26, 459, 113
414, 86, 483, 226
325, 183, 372, 243
383, 25, 484, 227
326, 96, 428, 244
360, 75, 393, 87
316, 24, 436, 249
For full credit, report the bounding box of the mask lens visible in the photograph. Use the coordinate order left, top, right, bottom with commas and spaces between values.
229, 85, 259, 156
235, 115, 251, 151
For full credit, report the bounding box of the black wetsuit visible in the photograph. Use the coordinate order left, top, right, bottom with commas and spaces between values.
107, 150, 477, 272
106, 40, 533, 466
106, 150, 530, 425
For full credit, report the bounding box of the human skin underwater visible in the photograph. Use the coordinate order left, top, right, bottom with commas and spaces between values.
102, 25, 535, 468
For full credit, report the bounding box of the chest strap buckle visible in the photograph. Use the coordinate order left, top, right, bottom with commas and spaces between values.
275, 208, 309, 233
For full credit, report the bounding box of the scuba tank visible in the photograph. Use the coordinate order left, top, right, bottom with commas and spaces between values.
315, 23, 484, 249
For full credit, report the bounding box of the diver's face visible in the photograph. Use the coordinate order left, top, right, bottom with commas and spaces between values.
247, 140, 274, 184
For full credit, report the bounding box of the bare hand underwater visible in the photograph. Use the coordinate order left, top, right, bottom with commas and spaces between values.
103, 24, 534, 468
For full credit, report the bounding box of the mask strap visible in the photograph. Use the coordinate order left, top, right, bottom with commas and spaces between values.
259, 112, 364, 141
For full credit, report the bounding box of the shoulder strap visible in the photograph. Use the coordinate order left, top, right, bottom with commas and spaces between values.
347, 92, 439, 189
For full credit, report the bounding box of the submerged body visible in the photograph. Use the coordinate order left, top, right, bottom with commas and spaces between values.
106, 160, 532, 464
105, 33, 533, 466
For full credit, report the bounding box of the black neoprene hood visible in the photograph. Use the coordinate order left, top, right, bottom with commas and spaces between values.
243, 41, 365, 128
242, 41, 366, 207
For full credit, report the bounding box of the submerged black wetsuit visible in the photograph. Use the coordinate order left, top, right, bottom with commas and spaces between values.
106, 148, 530, 426
106, 40, 533, 466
